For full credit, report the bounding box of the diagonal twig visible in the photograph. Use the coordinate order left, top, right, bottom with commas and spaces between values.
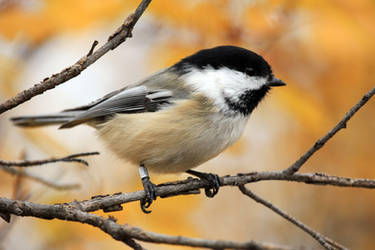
0, 0, 152, 115
122, 239, 145, 250
0, 152, 99, 167
0, 165, 80, 190
238, 185, 348, 250
283, 85, 375, 175
0, 152, 99, 197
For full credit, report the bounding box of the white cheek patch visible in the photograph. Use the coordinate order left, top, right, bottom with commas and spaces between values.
183, 67, 267, 111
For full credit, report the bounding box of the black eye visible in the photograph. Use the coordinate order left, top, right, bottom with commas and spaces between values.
245, 68, 255, 75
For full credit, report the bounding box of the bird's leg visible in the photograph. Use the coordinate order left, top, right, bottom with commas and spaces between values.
139, 164, 156, 214
186, 169, 221, 197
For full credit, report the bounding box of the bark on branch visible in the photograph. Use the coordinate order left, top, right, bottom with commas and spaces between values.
0, 0, 152, 115
57, 171, 375, 214
0, 197, 290, 250
2, 170, 371, 248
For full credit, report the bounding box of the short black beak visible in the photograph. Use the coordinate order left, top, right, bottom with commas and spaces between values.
268, 77, 286, 87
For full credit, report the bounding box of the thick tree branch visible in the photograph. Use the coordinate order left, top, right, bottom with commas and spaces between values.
239, 185, 347, 250
283, 85, 375, 174
0, 152, 99, 167
59, 171, 375, 213
0, 197, 290, 250
0, 0, 152, 115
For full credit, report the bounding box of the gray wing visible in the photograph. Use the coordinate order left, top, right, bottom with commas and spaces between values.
60, 86, 173, 128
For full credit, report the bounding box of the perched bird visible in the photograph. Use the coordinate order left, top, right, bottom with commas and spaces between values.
11, 45, 285, 213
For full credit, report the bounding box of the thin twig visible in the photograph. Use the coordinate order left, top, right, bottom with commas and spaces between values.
0, 197, 290, 250
0, 165, 80, 190
0, 152, 99, 167
283, 85, 375, 175
122, 238, 145, 250
0, 0, 152, 115
238, 185, 347, 250
87, 40, 99, 56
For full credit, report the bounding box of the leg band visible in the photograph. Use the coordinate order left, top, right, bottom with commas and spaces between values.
139, 165, 149, 180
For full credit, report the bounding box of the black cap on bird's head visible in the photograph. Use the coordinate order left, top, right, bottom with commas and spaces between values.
173, 45, 286, 88
173, 46, 286, 116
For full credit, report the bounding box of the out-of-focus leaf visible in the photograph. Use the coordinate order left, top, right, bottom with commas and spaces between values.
0, 0, 131, 45
277, 84, 331, 134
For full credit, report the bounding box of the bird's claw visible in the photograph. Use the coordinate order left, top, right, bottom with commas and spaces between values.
202, 173, 220, 197
186, 170, 221, 198
140, 177, 156, 214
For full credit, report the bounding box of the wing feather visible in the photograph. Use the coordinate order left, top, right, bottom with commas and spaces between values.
60, 86, 173, 128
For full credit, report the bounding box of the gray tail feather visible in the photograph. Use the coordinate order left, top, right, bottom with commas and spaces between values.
11, 111, 83, 128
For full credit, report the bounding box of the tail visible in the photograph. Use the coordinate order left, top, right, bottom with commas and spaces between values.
11, 111, 83, 128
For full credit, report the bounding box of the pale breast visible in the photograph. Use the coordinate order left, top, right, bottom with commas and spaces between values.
97, 94, 248, 173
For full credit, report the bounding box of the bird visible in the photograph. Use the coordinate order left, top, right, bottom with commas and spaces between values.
11, 45, 286, 213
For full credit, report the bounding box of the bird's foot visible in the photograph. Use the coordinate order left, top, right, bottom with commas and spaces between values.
139, 165, 157, 214
186, 170, 221, 197
140, 176, 157, 213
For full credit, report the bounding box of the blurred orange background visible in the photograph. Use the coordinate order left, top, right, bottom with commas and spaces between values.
1, 0, 375, 249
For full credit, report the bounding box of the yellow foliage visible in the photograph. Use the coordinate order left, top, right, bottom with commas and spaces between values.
0, 0, 131, 45
149, 0, 231, 37
2, 0, 375, 249
278, 84, 331, 134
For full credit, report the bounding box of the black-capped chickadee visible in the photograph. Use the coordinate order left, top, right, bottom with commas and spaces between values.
11, 46, 285, 212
